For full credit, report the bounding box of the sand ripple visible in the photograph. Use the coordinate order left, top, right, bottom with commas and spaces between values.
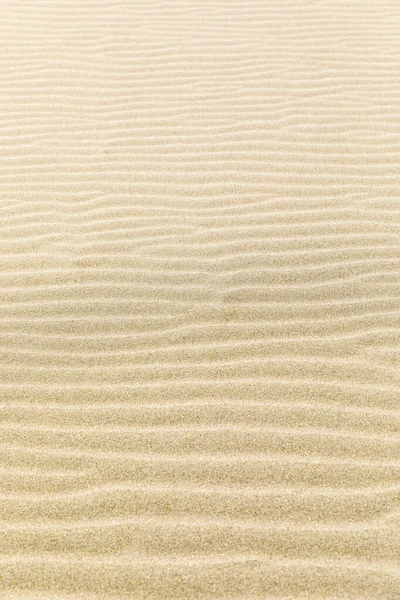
1, 0, 400, 598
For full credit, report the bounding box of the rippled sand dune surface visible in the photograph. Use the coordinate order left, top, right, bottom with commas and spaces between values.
1, 0, 400, 598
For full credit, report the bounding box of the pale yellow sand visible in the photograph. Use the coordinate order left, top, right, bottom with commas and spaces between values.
1, 0, 400, 598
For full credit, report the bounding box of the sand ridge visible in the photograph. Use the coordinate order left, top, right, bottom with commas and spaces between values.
1, 0, 400, 598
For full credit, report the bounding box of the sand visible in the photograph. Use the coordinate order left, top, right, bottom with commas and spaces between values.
1, 0, 400, 598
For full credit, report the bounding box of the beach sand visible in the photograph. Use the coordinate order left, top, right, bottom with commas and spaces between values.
1, 0, 400, 598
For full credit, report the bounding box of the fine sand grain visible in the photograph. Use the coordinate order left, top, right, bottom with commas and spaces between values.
1, 0, 400, 598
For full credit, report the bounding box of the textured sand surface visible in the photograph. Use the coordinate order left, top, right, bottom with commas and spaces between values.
1, 0, 400, 598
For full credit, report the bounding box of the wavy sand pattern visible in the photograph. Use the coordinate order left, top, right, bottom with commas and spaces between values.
1, 0, 400, 598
